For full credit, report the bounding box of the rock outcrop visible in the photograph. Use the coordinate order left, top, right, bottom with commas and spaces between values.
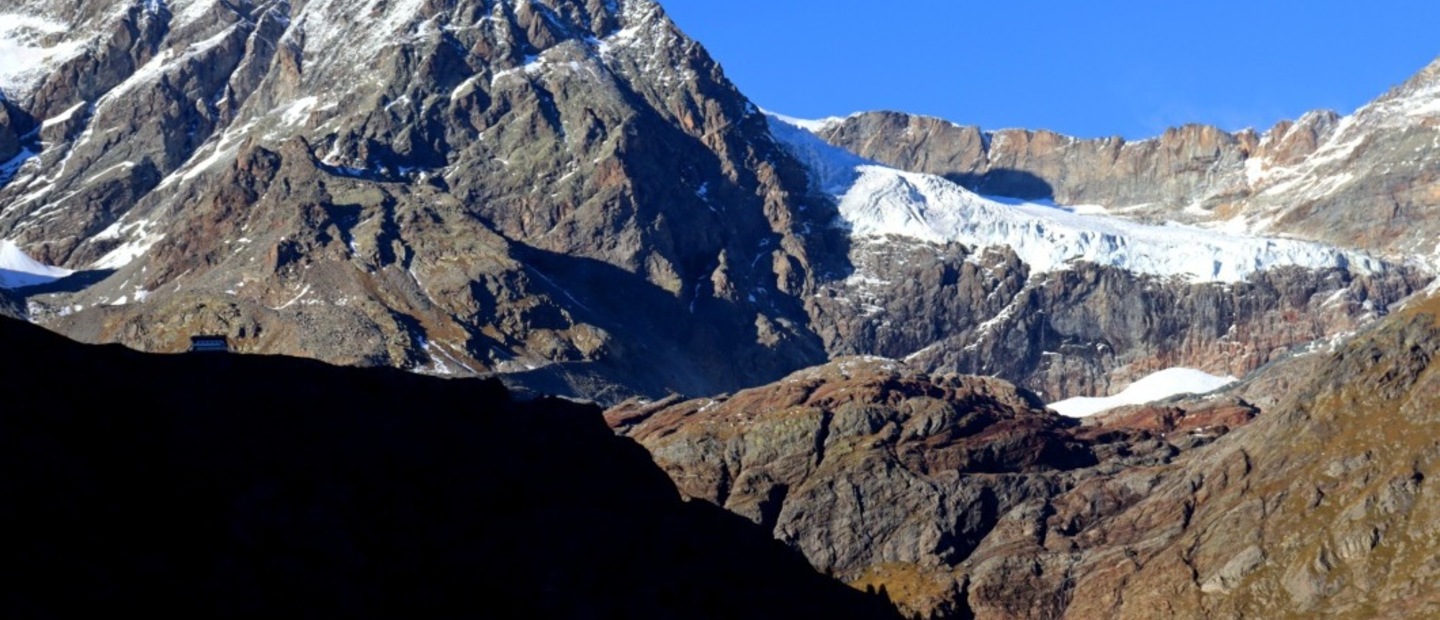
0, 287, 24, 319
816, 111, 1258, 209
609, 356, 1256, 617
0, 314, 900, 618
0, 100, 21, 164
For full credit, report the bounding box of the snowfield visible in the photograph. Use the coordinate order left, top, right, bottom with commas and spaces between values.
0, 239, 72, 289
1047, 368, 1237, 418
766, 113, 1387, 284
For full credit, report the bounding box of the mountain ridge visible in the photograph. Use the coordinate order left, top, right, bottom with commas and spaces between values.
0, 0, 1430, 407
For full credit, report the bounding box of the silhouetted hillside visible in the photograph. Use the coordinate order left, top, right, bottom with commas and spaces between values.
0, 317, 899, 619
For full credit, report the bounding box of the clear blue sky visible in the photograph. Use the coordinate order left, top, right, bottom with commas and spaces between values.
661, 0, 1440, 139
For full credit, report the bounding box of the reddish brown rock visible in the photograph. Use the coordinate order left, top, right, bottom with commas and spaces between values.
612, 357, 1247, 618
618, 296, 1440, 619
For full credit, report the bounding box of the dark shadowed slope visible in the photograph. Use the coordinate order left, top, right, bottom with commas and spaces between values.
0, 317, 899, 619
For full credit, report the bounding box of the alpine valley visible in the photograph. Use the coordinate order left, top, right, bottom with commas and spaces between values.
4, 0, 1440, 618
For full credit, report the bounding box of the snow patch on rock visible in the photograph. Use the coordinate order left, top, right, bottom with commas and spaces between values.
1048, 368, 1237, 418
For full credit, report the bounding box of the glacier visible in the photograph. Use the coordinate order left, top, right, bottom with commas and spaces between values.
767, 113, 1388, 284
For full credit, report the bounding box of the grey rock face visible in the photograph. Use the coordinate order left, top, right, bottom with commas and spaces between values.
0, 288, 24, 320
0, 101, 20, 164
818, 111, 1257, 207
804, 238, 1425, 401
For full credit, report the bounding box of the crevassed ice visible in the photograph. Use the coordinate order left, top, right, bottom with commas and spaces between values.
766, 113, 1386, 284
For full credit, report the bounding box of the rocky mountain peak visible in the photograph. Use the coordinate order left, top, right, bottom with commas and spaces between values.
1, 0, 847, 401
1381, 53, 1440, 101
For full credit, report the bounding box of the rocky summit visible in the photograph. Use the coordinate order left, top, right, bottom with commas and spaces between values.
1, 0, 838, 401
0, 0, 1430, 406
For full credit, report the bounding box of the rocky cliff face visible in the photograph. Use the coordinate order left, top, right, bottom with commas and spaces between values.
805, 238, 1423, 401
818, 57, 1440, 260
616, 293, 1440, 618
0, 314, 900, 618
816, 111, 1260, 209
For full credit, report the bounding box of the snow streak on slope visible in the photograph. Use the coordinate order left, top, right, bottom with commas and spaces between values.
1047, 367, 1236, 418
0, 239, 72, 288
767, 114, 1387, 283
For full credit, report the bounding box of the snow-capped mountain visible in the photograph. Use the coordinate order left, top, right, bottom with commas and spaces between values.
816, 55, 1440, 263
0, 0, 1428, 404
8, 7, 1440, 616
0, 0, 840, 400
767, 114, 1386, 284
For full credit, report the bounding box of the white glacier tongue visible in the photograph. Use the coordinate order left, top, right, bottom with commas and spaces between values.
0, 239, 72, 289
766, 113, 1386, 283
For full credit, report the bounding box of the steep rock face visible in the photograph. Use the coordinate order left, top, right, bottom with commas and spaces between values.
617, 296, 1440, 619
818, 57, 1440, 259
609, 357, 1255, 618
765, 112, 1426, 403
1038, 296, 1440, 619
0, 315, 900, 618
2, 0, 836, 400
817, 111, 1257, 207
804, 238, 1423, 401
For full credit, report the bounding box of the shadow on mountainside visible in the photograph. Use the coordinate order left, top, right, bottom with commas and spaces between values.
497, 242, 832, 402
944, 169, 1055, 202
0, 316, 900, 619
9, 268, 117, 295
